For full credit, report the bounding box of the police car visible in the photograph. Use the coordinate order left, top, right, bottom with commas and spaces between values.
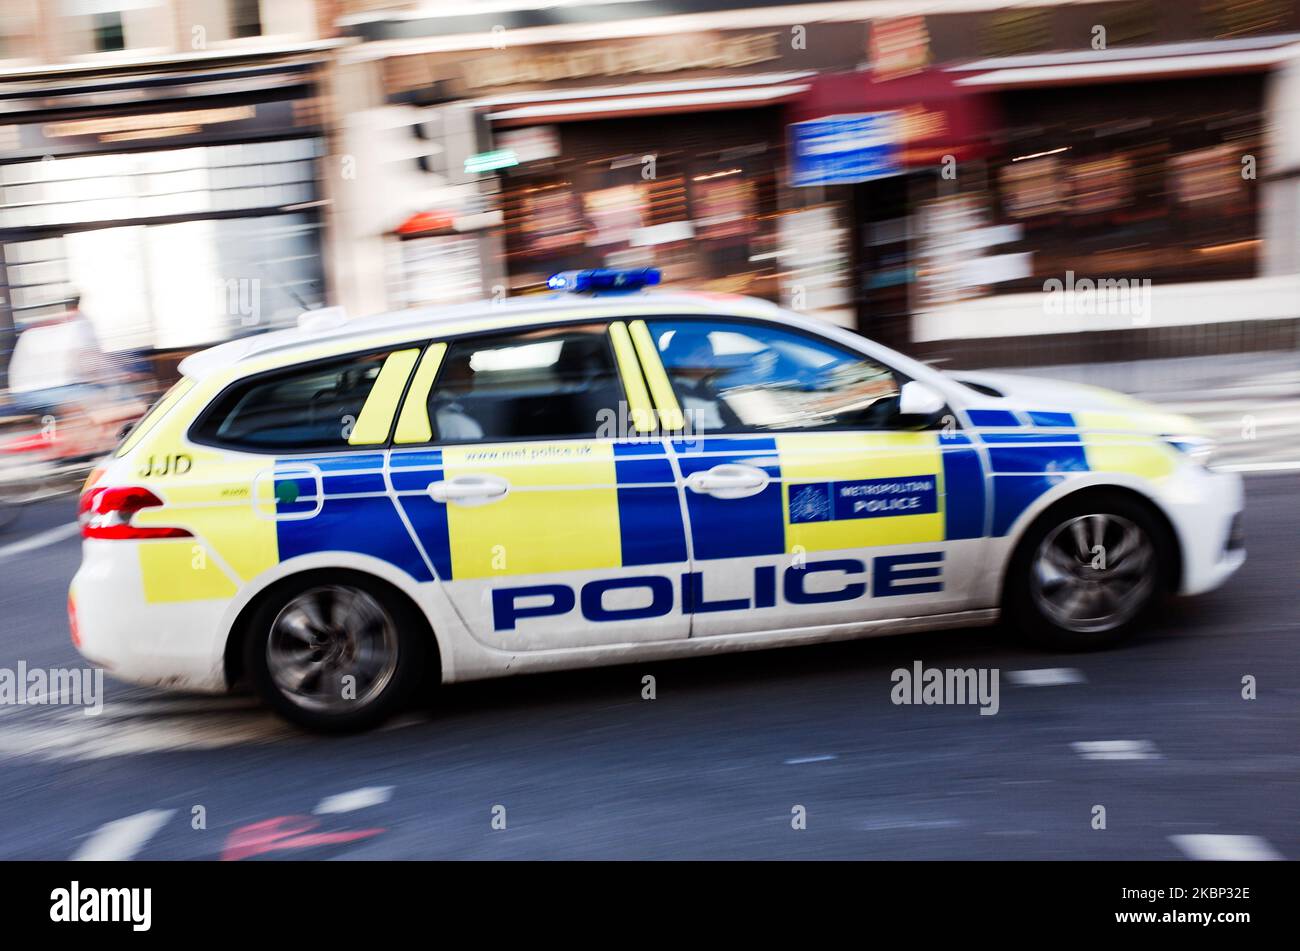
70, 269, 1245, 731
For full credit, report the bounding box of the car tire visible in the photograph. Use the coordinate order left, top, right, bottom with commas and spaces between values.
245, 570, 429, 733
1004, 492, 1172, 651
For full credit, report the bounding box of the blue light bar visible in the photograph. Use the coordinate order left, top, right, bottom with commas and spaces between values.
547, 268, 661, 293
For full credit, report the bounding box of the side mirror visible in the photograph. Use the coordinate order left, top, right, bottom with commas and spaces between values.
898, 380, 946, 417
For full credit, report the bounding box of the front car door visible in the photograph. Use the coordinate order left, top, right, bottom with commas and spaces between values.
389, 321, 691, 651
631, 315, 989, 638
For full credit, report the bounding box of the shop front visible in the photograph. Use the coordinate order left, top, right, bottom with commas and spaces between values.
787, 68, 1001, 349
914, 35, 1299, 366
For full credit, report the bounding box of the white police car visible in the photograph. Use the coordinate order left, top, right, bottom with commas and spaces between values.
71, 269, 1245, 730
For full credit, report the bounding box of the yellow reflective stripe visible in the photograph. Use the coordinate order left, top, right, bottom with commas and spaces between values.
115, 377, 195, 457
628, 319, 683, 431
139, 540, 238, 603
442, 441, 621, 578
607, 323, 655, 434
394, 342, 447, 444
348, 348, 420, 445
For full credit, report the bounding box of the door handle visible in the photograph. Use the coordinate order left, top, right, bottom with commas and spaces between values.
685, 464, 770, 499
428, 475, 509, 505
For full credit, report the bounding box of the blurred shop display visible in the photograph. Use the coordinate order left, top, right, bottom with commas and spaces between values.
387, 235, 482, 309
583, 185, 645, 248
985, 75, 1265, 293
493, 113, 787, 298
916, 195, 1028, 308
777, 205, 853, 327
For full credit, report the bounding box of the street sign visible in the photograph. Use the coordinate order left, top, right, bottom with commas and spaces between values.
464, 149, 518, 174
789, 113, 902, 187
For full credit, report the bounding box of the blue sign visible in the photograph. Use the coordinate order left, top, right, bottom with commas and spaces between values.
789, 113, 902, 187
789, 476, 938, 523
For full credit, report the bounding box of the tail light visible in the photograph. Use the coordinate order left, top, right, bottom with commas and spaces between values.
78, 485, 191, 540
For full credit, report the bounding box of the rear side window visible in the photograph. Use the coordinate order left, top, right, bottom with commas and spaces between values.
428, 324, 623, 443
115, 377, 195, 457
194, 350, 409, 451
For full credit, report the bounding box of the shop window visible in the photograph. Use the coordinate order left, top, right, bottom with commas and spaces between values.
230, 0, 262, 39
92, 12, 124, 52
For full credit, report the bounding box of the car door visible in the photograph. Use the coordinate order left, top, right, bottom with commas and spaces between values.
631, 315, 989, 638
388, 321, 691, 651
175, 346, 432, 594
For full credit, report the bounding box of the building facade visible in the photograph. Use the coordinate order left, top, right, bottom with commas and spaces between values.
0, 0, 338, 381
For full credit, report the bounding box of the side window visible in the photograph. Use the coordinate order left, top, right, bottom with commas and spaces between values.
194, 350, 413, 451
645, 319, 902, 433
429, 324, 623, 443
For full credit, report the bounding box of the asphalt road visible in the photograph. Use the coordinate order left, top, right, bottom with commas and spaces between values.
0, 475, 1296, 860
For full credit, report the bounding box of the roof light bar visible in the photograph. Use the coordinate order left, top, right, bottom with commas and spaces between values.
547, 268, 661, 293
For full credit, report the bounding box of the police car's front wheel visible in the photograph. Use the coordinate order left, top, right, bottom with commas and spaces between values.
1006, 493, 1171, 650
246, 571, 429, 733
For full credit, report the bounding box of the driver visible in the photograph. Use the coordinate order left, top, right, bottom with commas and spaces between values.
658, 328, 735, 432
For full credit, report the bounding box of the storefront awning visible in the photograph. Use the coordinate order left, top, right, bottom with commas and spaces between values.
789, 68, 1001, 167
481, 72, 814, 126
949, 33, 1300, 89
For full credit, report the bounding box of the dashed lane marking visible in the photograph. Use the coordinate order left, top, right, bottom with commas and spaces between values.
784, 754, 838, 765
1008, 668, 1086, 686
314, 786, 394, 815
1169, 834, 1283, 861
72, 809, 175, 861
1071, 740, 1161, 761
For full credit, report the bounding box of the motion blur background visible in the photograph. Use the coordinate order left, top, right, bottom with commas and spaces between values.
0, 0, 1297, 382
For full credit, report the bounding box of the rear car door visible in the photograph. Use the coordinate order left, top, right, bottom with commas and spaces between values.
632, 316, 989, 637
172, 347, 431, 599
389, 321, 691, 651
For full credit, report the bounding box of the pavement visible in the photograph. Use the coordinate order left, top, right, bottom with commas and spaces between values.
0, 353, 1295, 859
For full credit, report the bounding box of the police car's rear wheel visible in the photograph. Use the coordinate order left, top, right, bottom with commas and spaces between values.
1007, 493, 1168, 650
247, 572, 427, 732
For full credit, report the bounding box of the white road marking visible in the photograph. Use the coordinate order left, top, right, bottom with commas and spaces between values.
860, 817, 963, 831
0, 705, 292, 760
0, 522, 79, 561
1219, 460, 1300, 473
1071, 740, 1161, 761
72, 809, 175, 861
1169, 834, 1283, 861
784, 754, 837, 765
314, 786, 393, 814
1008, 668, 1086, 686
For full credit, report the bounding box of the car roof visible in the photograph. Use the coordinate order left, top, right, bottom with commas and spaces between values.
179, 290, 786, 381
